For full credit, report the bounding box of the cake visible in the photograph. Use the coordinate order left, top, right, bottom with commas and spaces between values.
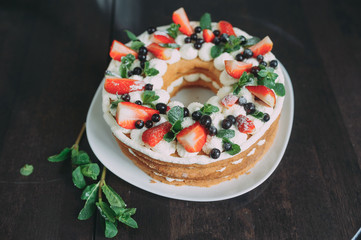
101, 8, 286, 187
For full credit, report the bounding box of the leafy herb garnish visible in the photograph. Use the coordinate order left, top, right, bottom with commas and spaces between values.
125, 30, 138, 41
20, 164, 34, 176
143, 61, 159, 77
110, 94, 124, 110
125, 30, 145, 51
216, 129, 235, 139
210, 35, 261, 58
222, 138, 241, 155
119, 54, 135, 78
251, 110, 265, 120
233, 72, 255, 95
257, 65, 285, 96
164, 106, 184, 142
159, 43, 180, 49
142, 90, 159, 108
243, 37, 260, 47
200, 104, 219, 115
200, 13, 212, 30
166, 23, 180, 39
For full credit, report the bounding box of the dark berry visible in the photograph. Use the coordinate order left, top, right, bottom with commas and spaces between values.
192, 111, 202, 121
184, 37, 192, 43
139, 46, 148, 55
223, 142, 232, 151
200, 115, 212, 128
196, 38, 204, 44
208, 126, 218, 136
183, 107, 189, 117
239, 35, 247, 44
135, 120, 144, 129
213, 37, 221, 45
190, 33, 198, 41
121, 94, 130, 102
263, 113, 270, 122
127, 71, 133, 77
221, 119, 232, 129
156, 103, 167, 114
238, 96, 247, 106
147, 26, 156, 34
244, 102, 256, 114
250, 66, 260, 76
220, 33, 228, 43
194, 26, 202, 33
210, 148, 221, 159
140, 61, 145, 69
138, 54, 146, 62
259, 61, 267, 67
226, 115, 236, 125
194, 43, 202, 49
243, 49, 253, 58
213, 30, 220, 36
270, 60, 278, 68
151, 113, 160, 122
133, 67, 142, 75
135, 100, 142, 105
145, 120, 153, 128
257, 55, 264, 62
145, 83, 153, 91
235, 53, 244, 62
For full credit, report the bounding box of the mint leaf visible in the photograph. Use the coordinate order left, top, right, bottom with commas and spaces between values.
125, 30, 138, 41
200, 13, 212, 30
257, 78, 275, 89
48, 147, 71, 162
216, 129, 235, 139
111, 98, 123, 110
167, 106, 184, 125
72, 166, 86, 189
119, 54, 135, 78
159, 43, 180, 49
20, 164, 33, 176
72, 150, 91, 165
142, 90, 159, 108
273, 83, 285, 96
171, 120, 182, 133
96, 201, 117, 223
81, 183, 98, 200
233, 72, 254, 95
227, 143, 241, 155
251, 110, 264, 120
78, 182, 99, 220
200, 104, 219, 115
130, 40, 144, 50
143, 61, 159, 77
166, 23, 180, 39
81, 163, 100, 180
102, 184, 126, 208
163, 131, 176, 142
210, 45, 224, 58
224, 35, 241, 53
105, 220, 118, 238
243, 37, 260, 47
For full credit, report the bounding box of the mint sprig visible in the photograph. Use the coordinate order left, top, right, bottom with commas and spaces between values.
164, 106, 184, 142
257, 65, 285, 96
119, 54, 135, 78
142, 90, 159, 108
166, 23, 180, 39
200, 13, 212, 30
159, 43, 180, 49
143, 61, 159, 77
216, 129, 235, 139
20, 164, 34, 176
222, 138, 241, 155
125, 30, 138, 41
243, 37, 260, 47
200, 104, 219, 115
210, 35, 243, 58
124, 30, 145, 51
233, 72, 255, 95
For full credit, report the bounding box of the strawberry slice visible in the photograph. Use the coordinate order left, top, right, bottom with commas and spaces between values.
172, 7, 194, 36
236, 115, 255, 134
246, 85, 276, 107
147, 43, 172, 60
176, 122, 207, 153
109, 40, 138, 61
142, 122, 172, 147
203, 29, 215, 43
218, 21, 236, 36
104, 77, 145, 95
248, 36, 273, 57
221, 95, 238, 109
116, 102, 159, 129
224, 60, 253, 78
151, 31, 176, 44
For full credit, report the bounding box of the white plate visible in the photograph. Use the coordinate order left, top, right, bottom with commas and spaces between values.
86, 64, 294, 202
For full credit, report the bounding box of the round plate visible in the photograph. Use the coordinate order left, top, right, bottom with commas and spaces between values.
86, 63, 294, 202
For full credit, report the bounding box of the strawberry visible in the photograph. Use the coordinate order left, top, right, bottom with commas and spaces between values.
104, 77, 145, 95
151, 32, 175, 44
203, 29, 215, 43
116, 102, 159, 129
221, 95, 238, 109
236, 115, 255, 134
246, 85, 276, 107
109, 40, 138, 61
172, 7, 194, 36
224, 60, 253, 78
218, 21, 236, 36
142, 122, 172, 147
248, 36, 273, 57
176, 122, 207, 153
147, 43, 172, 60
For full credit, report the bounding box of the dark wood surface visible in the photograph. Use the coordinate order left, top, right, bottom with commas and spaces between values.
1, 0, 360, 239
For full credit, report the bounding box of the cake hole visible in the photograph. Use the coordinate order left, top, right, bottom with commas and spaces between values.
171, 86, 216, 106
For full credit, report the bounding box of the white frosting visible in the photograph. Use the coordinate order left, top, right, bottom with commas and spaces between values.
213, 52, 233, 71
180, 44, 198, 60
257, 139, 266, 146
187, 102, 203, 113
149, 59, 168, 77
220, 70, 238, 86
184, 73, 200, 82
198, 42, 214, 62
200, 74, 212, 82
165, 49, 181, 64
247, 148, 256, 156
167, 76, 183, 93
143, 76, 163, 89
202, 135, 223, 154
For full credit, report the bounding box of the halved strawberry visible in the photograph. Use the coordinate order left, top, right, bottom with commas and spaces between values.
109, 40, 138, 61
147, 43, 172, 60
224, 60, 253, 78
221, 94, 238, 109
176, 122, 207, 153
104, 77, 145, 95
236, 115, 255, 134
248, 36, 273, 57
246, 85, 276, 107
116, 102, 159, 129
218, 21, 236, 36
172, 7, 194, 36
203, 29, 215, 43
151, 32, 175, 44
142, 122, 172, 147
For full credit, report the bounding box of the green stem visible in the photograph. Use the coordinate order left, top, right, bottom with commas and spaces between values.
98, 167, 107, 203
74, 123, 86, 148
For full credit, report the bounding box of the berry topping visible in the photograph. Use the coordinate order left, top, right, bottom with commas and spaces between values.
208, 126, 218, 136
213, 30, 220, 36
242, 49, 253, 58
138, 46, 148, 55
250, 66, 260, 76
135, 120, 144, 129
147, 26, 157, 34
246, 85, 276, 107
172, 7, 194, 36
133, 67, 142, 75
176, 122, 207, 153
184, 37, 192, 43
145, 83, 153, 91
194, 42, 202, 49
151, 32, 176, 44
238, 96, 247, 106
140, 61, 145, 69
138, 54, 147, 62
155, 103, 167, 114
109, 40, 138, 61
213, 37, 221, 45
183, 107, 190, 117
226, 115, 236, 125
210, 148, 221, 159
190, 33, 198, 41
239, 35, 247, 44
194, 26, 202, 33
203, 29, 215, 43
196, 38, 205, 44
135, 100, 142, 105
218, 21, 236, 36
256, 55, 264, 62
200, 115, 212, 128
147, 43, 172, 60
145, 120, 153, 128
235, 53, 244, 62
221, 119, 232, 129
221, 94, 239, 109
116, 102, 159, 129
243, 102, 256, 115
121, 93, 130, 102
249, 36, 273, 57
269, 60, 278, 68
223, 142, 232, 151
220, 33, 228, 43
142, 122, 172, 147
236, 115, 255, 134
259, 61, 267, 67
224, 60, 253, 79
151, 113, 160, 122
192, 111, 202, 120
104, 77, 145, 95
263, 113, 270, 122
127, 71, 133, 77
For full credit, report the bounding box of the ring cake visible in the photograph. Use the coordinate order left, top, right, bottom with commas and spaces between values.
102, 8, 286, 187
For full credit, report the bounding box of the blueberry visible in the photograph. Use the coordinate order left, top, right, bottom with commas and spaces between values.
138, 54, 147, 62
147, 26, 157, 34
256, 55, 264, 62
145, 83, 153, 91
151, 113, 160, 122
213, 30, 220, 36
223, 142, 232, 151
192, 111, 202, 120
220, 33, 228, 43
243, 49, 253, 58
239, 35, 247, 45
183, 107, 189, 117
226, 115, 236, 125
121, 94, 130, 102
133, 67, 142, 75
235, 53, 244, 62
135, 120, 144, 129
200, 115, 212, 128
213, 37, 221, 45
135, 100, 142, 105
184, 37, 192, 43
263, 113, 270, 122
221, 119, 232, 129
238, 96, 247, 106
140, 61, 145, 69
196, 38, 204, 44
194, 42, 202, 49
270, 60, 278, 68
259, 61, 267, 67
139, 46, 148, 55
155, 103, 167, 114
210, 148, 221, 159
127, 71, 133, 77
244, 102, 256, 114
208, 126, 218, 136
190, 33, 198, 41
145, 120, 153, 128
250, 66, 260, 76
194, 26, 202, 33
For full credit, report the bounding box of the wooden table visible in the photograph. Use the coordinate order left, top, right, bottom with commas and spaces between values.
1, 0, 360, 239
